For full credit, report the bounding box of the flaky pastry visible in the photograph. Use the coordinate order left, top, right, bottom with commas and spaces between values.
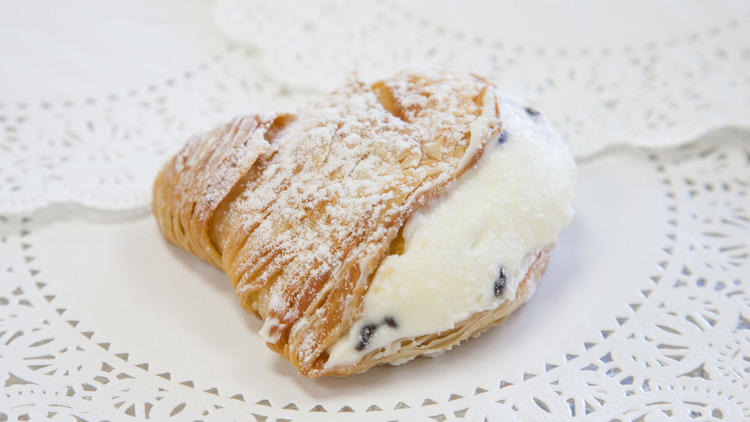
153, 69, 575, 377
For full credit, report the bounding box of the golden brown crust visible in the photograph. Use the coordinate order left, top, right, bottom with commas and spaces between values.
153, 69, 505, 376
153, 113, 293, 268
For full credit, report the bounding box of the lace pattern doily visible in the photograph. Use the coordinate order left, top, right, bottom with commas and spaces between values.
1, 1, 750, 213
217, 0, 750, 157
1, 131, 748, 421
1, 1, 749, 420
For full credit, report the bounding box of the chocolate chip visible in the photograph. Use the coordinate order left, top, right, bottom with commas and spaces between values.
355, 324, 377, 351
525, 106, 541, 118
497, 130, 508, 144
384, 316, 398, 328
494, 267, 507, 297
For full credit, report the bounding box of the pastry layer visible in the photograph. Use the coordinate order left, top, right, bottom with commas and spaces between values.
153, 69, 504, 377
325, 98, 576, 370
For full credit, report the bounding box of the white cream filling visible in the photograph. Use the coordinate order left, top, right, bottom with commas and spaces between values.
324, 97, 576, 369
259, 316, 282, 343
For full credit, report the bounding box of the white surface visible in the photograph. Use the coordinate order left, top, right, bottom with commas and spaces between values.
0, 0, 222, 103
1, 0, 749, 420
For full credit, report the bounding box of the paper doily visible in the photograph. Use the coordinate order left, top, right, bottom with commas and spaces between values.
2, 1, 750, 213
1, 1, 749, 419
1, 130, 748, 421
217, 0, 750, 157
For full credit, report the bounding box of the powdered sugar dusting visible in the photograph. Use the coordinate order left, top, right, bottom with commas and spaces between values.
158, 69, 501, 375
157, 113, 291, 267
